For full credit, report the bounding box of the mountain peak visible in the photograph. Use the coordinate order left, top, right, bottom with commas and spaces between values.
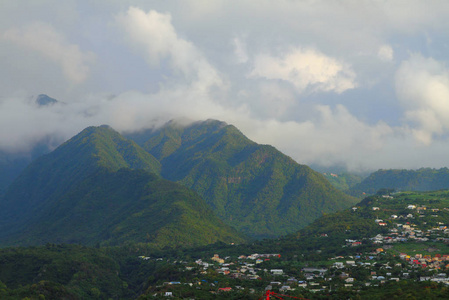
128, 119, 358, 238
35, 94, 58, 106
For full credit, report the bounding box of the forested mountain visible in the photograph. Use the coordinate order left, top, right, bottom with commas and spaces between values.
350, 168, 449, 196
0, 126, 245, 247
127, 120, 358, 238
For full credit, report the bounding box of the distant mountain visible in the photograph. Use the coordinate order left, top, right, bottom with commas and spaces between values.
35, 94, 58, 106
127, 119, 358, 239
0, 126, 245, 247
349, 168, 449, 196
321, 172, 363, 192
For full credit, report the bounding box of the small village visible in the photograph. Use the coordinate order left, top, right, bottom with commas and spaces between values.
139, 195, 449, 298
139, 245, 449, 298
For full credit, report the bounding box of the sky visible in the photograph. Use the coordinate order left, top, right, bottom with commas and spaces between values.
1, 0, 449, 172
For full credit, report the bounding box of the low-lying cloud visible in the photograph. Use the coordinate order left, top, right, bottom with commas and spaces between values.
2, 2, 449, 172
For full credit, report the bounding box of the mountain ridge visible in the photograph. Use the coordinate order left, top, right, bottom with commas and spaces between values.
127, 119, 359, 238
350, 167, 449, 196
0, 125, 246, 247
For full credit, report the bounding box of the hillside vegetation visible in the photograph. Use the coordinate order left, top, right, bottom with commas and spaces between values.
3, 191, 449, 299
128, 120, 358, 238
350, 168, 449, 196
0, 126, 246, 248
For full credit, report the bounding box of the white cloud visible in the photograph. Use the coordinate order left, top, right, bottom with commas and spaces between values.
232, 37, 248, 63
378, 44, 394, 62
116, 7, 224, 93
395, 54, 449, 145
3, 2, 449, 171
245, 104, 393, 170
2, 22, 95, 84
249, 47, 356, 94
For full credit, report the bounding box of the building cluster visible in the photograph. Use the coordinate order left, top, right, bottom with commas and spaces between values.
140, 196, 449, 296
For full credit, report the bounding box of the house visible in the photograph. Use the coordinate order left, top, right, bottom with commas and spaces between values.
164, 292, 173, 297
218, 287, 232, 292
302, 268, 327, 275
287, 278, 298, 284
211, 254, 225, 264
333, 262, 344, 268
390, 278, 400, 282
271, 269, 283, 275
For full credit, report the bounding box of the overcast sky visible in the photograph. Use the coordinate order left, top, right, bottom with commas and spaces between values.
2, 0, 449, 172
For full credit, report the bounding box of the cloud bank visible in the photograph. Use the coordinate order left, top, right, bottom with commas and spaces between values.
2, 2, 449, 172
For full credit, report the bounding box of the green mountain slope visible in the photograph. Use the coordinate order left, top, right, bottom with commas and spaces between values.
350, 168, 449, 196
127, 120, 358, 238
0, 126, 160, 229
0, 244, 129, 299
5, 168, 245, 247
0, 126, 245, 247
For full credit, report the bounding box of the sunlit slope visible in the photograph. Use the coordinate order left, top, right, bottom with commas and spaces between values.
128, 120, 358, 238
